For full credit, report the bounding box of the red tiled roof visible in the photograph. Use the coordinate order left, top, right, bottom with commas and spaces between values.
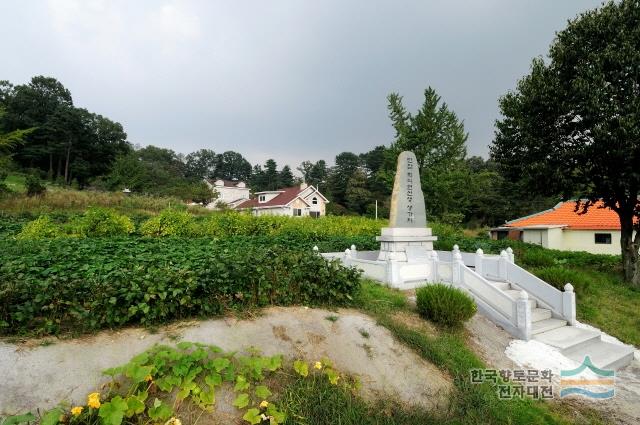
506, 201, 626, 230
237, 186, 309, 209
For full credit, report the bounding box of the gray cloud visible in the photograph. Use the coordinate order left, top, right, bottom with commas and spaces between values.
0, 0, 602, 168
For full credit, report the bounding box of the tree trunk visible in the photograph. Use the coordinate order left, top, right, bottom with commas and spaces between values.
64, 143, 71, 185
48, 153, 53, 181
57, 156, 62, 179
633, 227, 640, 287
619, 211, 638, 285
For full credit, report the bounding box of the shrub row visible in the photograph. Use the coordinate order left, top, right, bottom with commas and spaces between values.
0, 238, 361, 336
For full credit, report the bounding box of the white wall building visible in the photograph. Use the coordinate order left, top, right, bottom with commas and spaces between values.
236, 183, 328, 217
491, 200, 635, 255
204, 179, 250, 209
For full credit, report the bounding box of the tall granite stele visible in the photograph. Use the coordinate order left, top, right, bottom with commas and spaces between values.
377, 151, 436, 262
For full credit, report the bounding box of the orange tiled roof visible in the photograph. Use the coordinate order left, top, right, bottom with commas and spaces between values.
506, 201, 624, 230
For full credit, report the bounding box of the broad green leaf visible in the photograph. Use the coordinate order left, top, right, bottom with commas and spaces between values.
267, 404, 286, 424
325, 368, 340, 385
40, 408, 63, 425
1, 413, 36, 425
98, 396, 128, 425
234, 375, 250, 391
242, 408, 262, 425
211, 357, 230, 372
205, 372, 222, 387
148, 398, 172, 422
124, 395, 145, 418
125, 364, 153, 383
293, 360, 308, 377
266, 355, 282, 371
233, 393, 250, 409
255, 385, 271, 399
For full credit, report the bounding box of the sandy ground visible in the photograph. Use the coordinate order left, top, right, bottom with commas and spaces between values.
0, 307, 452, 416
466, 314, 640, 425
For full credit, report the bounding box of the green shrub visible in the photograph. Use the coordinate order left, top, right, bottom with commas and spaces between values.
416, 283, 477, 327
15, 215, 61, 239
519, 249, 555, 268
72, 207, 135, 237
140, 208, 195, 236
25, 175, 46, 197
0, 238, 361, 335
532, 266, 594, 294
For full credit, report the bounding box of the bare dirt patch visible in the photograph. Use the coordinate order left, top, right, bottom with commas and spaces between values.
0, 307, 452, 416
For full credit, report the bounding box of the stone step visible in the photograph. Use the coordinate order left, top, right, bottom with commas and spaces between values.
503, 289, 537, 309
533, 326, 601, 352
532, 308, 552, 322
532, 318, 567, 335
564, 340, 636, 371
486, 279, 510, 291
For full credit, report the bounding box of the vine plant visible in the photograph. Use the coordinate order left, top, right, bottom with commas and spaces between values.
1, 342, 353, 425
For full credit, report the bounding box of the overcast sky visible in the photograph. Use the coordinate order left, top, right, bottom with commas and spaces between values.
1, 0, 603, 168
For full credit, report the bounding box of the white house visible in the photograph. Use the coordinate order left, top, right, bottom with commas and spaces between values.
236, 183, 328, 217
491, 200, 636, 255
204, 179, 250, 209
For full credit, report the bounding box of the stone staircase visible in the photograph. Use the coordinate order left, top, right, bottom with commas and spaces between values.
486, 277, 635, 370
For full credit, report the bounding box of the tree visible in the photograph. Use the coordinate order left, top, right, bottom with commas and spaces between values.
387, 88, 467, 170
385, 87, 469, 222
298, 160, 328, 189
327, 152, 360, 206
345, 168, 373, 214
278, 165, 294, 187
185, 149, 217, 179
214, 151, 251, 181
262, 159, 279, 191
491, 0, 640, 285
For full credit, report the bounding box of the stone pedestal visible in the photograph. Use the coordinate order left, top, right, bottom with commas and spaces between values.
376, 227, 437, 262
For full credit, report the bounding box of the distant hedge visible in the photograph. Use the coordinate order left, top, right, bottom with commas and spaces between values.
0, 238, 361, 336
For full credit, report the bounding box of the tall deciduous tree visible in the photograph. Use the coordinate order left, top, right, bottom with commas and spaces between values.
491, 0, 640, 285
386, 87, 469, 222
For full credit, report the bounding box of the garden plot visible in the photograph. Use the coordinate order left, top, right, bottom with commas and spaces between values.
0, 306, 452, 416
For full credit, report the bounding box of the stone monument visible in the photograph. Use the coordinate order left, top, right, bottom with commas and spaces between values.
377, 151, 436, 262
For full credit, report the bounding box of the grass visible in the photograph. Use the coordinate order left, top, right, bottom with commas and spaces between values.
3, 173, 26, 192
350, 280, 608, 425
574, 269, 640, 346
278, 373, 439, 424
0, 186, 201, 216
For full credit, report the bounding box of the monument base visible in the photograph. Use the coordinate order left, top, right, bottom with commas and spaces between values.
376, 227, 437, 262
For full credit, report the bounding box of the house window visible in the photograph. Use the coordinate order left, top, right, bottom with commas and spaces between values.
312, 197, 318, 205
293, 208, 302, 216
594, 233, 612, 244
259, 195, 266, 203
310, 211, 320, 219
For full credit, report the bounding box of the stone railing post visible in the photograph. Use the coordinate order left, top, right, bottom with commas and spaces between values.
516, 290, 532, 340
313, 245, 319, 255
430, 251, 439, 282
344, 248, 352, 266
563, 283, 576, 325
506, 247, 515, 263
475, 248, 484, 277
386, 252, 403, 287
452, 247, 463, 286
498, 250, 509, 281
350, 244, 357, 258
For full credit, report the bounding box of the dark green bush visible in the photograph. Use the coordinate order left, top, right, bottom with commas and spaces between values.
519, 249, 555, 268
416, 283, 477, 327
0, 238, 361, 336
25, 175, 46, 197
532, 266, 594, 294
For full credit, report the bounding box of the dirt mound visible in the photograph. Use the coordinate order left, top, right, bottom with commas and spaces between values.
0, 307, 452, 415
